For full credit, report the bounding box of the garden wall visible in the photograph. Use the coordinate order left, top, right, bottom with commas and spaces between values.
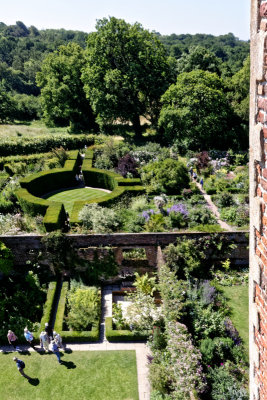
250, 2, 267, 399
0, 232, 248, 267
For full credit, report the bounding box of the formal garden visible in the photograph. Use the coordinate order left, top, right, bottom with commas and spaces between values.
0, 16, 250, 400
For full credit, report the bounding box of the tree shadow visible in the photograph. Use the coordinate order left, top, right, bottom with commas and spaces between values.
60, 360, 76, 369
28, 378, 40, 386
17, 350, 31, 356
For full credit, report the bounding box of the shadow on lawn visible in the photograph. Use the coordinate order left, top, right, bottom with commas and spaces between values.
28, 378, 40, 386
60, 360, 76, 369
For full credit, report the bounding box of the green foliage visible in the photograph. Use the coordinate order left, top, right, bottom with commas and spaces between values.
78, 203, 119, 233
159, 70, 238, 151
66, 284, 100, 331
0, 241, 13, 275
140, 158, 189, 195
82, 17, 173, 137
158, 264, 186, 322
133, 272, 156, 296
37, 42, 96, 131
200, 337, 235, 365
177, 45, 222, 75
144, 213, 166, 232
208, 364, 248, 400
105, 316, 148, 342
0, 133, 97, 156
0, 84, 16, 123
43, 203, 67, 232
34, 281, 57, 339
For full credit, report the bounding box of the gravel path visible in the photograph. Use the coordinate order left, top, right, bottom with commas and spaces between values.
195, 181, 234, 231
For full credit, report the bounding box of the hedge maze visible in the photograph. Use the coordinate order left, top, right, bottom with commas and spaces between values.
15, 148, 144, 231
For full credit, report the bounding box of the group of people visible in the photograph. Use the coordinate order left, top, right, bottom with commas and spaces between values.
7, 322, 64, 377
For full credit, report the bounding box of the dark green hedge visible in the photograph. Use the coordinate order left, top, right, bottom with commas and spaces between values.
3, 164, 15, 176
20, 169, 76, 197
116, 178, 142, 186
0, 134, 98, 156
83, 168, 119, 191
43, 203, 67, 232
33, 281, 57, 341
0, 152, 53, 170
105, 317, 148, 342
53, 281, 100, 342
15, 188, 50, 216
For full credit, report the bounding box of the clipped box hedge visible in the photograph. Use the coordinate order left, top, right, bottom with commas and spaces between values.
20, 169, 76, 197
83, 168, 120, 191
0, 134, 98, 156
43, 203, 67, 232
53, 281, 100, 343
33, 281, 57, 341
15, 188, 50, 216
105, 317, 148, 342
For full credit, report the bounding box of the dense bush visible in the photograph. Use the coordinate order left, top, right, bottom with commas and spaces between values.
66, 281, 100, 331
140, 158, 190, 194
78, 203, 119, 233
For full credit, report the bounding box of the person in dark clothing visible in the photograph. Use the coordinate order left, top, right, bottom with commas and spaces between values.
13, 357, 30, 379
45, 323, 53, 342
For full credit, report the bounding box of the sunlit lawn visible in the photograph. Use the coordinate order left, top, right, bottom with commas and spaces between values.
45, 187, 109, 215
0, 350, 138, 400
220, 284, 249, 353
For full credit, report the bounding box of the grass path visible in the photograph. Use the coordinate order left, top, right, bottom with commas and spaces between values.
45, 187, 109, 215
0, 350, 138, 400
220, 284, 249, 353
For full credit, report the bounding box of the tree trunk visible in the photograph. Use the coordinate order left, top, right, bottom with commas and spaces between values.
132, 115, 142, 141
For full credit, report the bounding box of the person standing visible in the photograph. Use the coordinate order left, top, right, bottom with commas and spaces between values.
51, 340, 61, 364
13, 357, 30, 379
24, 328, 35, 349
39, 331, 49, 352
53, 331, 63, 348
45, 322, 53, 342
200, 178, 204, 189
7, 330, 20, 351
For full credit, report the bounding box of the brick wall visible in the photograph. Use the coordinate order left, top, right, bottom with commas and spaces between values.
250, 1, 267, 399
0, 232, 248, 268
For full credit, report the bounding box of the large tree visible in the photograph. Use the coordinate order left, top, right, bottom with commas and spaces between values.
82, 17, 173, 138
176, 45, 222, 75
159, 70, 237, 151
36, 42, 96, 131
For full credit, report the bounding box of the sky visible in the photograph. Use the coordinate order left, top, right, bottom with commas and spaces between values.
1, 0, 250, 40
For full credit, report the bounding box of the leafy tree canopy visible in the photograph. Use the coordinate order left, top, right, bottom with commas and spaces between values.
176, 46, 222, 75
36, 42, 96, 131
159, 70, 238, 151
82, 17, 174, 138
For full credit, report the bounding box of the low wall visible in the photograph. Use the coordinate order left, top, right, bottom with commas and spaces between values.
0, 231, 249, 267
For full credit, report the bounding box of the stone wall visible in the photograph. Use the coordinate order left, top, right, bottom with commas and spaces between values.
0, 232, 248, 268
250, 1, 267, 399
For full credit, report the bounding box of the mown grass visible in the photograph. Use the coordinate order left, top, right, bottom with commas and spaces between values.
220, 284, 249, 353
45, 187, 109, 215
0, 350, 138, 400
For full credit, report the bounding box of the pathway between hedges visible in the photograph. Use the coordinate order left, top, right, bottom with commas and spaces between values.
195, 181, 234, 231
0, 284, 151, 400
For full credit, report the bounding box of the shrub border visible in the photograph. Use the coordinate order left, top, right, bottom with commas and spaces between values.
53, 281, 100, 343
105, 317, 148, 342
33, 281, 57, 341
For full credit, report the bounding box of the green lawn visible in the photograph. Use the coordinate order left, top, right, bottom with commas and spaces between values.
0, 350, 138, 400
45, 187, 109, 215
220, 284, 249, 353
